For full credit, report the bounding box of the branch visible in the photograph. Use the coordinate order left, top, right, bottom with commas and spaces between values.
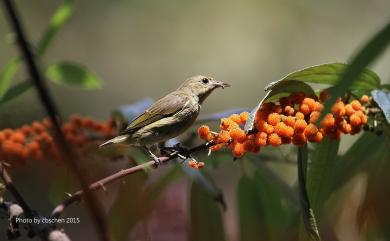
1, 1, 110, 240
52, 141, 215, 218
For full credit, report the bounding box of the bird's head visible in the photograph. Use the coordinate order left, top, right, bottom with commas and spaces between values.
178, 75, 230, 103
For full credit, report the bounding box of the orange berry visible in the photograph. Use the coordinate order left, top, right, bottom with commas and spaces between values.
292, 133, 307, 146
81, 117, 94, 128
345, 104, 355, 116
299, 104, 311, 115
295, 112, 305, 120
360, 95, 369, 104
283, 116, 296, 127
42, 117, 53, 128
10, 132, 25, 144
321, 114, 335, 128
69, 115, 82, 126
284, 106, 295, 116
304, 124, 318, 137
331, 101, 346, 117
255, 132, 267, 147
267, 113, 281, 126
216, 130, 230, 143
32, 121, 45, 133
3, 128, 13, 138
340, 121, 352, 134
275, 122, 294, 138
351, 100, 362, 111
232, 142, 246, 158
229, 128, 247, 142
211, 144, 224, 152
197, 162, 205, 168
309, 132, 323, 143
0, 132, 5, 143
309, 111, 321, 124
229, 114, 242, 124
294, 119, 308, 133
239, 112, 250, 123
198, 125, 210, 140
349, 114, 362, 127
262, 123, 274, 135
21, 125, 32, 136
268, 133, 282, 147
303, 98, 316, 111
313, 102, 324, 112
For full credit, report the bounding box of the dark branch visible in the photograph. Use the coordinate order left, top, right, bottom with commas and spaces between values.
1, 1, 110, 240
52, 140, 215, 218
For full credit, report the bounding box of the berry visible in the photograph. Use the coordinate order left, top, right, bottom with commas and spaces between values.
292, 133, 307, 146
331, 101, 346, 117
284, 106, 295, 116
255, 132, 267, 147
267, 113, 281, 126
360, 95, 369, 104
283, 116, 296, 127
229, 114, 242, 124
10, 132, 25, 144
299, 104, 311, 115
232, 142, 245, 157
229, 128, 246, 142
345, 104, 354, 116
216, 130, 231, 143
239, 112, 250, 123
304, 124, 318, 137
198, 125, 210, 140
295, 112, 305, 120
351, 100, 362, 111
268, 133, 282, 147
294, 119, 307, 133
309, 111, 321, 124
349, 114, 362, 127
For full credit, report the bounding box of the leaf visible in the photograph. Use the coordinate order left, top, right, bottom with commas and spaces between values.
298, 146, 321, 241
108, 165, 182, 241
322, 21, 390, 120
307, 138, 340, 218
244, 80, 315, 132
190, 180, 225, 241
283, 63, 380, 91
371, 89, 390, 123
46, 61, 102, 89
237, 176, 267, 241
0, 80, 32, 105
0, 58, 20, 99
37, 0, 74, 55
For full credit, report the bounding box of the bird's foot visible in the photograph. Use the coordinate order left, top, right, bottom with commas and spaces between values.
160, 143, 190, 159
143, 146, 162, 167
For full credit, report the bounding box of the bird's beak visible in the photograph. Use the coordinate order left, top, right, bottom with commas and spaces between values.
214, 80, 231, 89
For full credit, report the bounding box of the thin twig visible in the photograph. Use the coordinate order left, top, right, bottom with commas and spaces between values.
1, 1, 110, 240
52, 141, 215, 218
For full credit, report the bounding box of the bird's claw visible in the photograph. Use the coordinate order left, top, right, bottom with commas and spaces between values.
160, 144, 190, 157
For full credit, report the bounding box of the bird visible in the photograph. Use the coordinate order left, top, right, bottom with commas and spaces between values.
100, 75, 230, 164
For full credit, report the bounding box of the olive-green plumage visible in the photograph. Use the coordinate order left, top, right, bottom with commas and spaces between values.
100, 75, 229, 152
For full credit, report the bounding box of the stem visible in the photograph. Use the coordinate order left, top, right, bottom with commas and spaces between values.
1, 1, 110, 240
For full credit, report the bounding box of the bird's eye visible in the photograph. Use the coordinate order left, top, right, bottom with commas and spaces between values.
202, 78, 209, 84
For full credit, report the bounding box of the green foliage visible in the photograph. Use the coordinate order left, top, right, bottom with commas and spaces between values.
0, 80, 32, 105
37, 0, 75, 56
190, 180, 225, 241
46, 62, 102, 89
283, 63, 380, 91
307, 138, 340, 218
0, 59, 20, 99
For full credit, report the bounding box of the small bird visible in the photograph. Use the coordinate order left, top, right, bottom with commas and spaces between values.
100, 75, 230, 164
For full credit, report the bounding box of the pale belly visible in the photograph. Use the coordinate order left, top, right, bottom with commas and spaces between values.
129, 107, 199, 146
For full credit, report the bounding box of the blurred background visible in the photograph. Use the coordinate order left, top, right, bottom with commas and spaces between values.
0, 0, 389, 240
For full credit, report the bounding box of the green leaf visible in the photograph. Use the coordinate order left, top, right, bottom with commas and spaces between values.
190, 180, 225, 241
307, 138, 340, 217
37, 0, 74, 55
244, 80, 315, 132
0, 80, 32, 105
46, 61, 102, 89
381, 84, 390, 91
283, 63, 380, 91
298, 146, 321, 241
0, 58, 21, 99
238, 176, 267, 241
322, 21, 390, 120
371, 89, 390, 123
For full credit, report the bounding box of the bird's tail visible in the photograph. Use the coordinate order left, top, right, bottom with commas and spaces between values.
99, 135, 129, 148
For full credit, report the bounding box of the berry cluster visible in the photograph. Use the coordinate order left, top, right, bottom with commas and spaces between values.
198, 92, 370, 158
0, 116, 115, 167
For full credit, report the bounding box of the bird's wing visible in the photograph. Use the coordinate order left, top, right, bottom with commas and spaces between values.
121, 92, 190, 134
